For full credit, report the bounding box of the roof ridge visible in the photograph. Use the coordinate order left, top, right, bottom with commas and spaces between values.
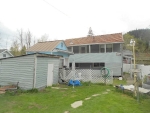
65, 32, 122, 40
38, 40, 63, 43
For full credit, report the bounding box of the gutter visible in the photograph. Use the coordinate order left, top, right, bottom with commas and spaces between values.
53, 49, 74, 55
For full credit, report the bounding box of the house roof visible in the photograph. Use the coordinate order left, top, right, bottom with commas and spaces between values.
0, 49, 7, 53
65, 33, 123, 47
0, 49, 14, 57
26, 40, 62, 52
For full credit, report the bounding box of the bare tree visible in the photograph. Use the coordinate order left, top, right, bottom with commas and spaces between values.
37, 34, 49, 42
17, 29, 24, 48
27, 30, 32, 48
25, 33, 29, 49
24, 30, 32, 48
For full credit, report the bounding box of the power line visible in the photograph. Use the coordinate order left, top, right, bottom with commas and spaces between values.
42, 0, 100, 36
43, 0, 68, 17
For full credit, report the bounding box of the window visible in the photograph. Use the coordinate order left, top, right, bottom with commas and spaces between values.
69, 63, 80, 68
3, 54, 6, 57
69, 63, 72, 68
100, 45, 105, 53
91, 45, 99, 53
81, 47, 85, 53
73, 46, 79, 53
93, 63, 105, 68
75, 63, 80, 68
106, 44, 112, 52
68, 47, 71, 52
93, 63, 100, 67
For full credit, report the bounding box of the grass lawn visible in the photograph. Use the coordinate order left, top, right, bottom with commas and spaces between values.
0, 80, 150, 113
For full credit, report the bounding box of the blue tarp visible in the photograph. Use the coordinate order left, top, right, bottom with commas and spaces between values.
68, 80, 81, 86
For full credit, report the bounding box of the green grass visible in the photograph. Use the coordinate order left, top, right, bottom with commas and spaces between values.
0, 81, 150, 113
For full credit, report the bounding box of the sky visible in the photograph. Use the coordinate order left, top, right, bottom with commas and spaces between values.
0, 0, 150, 49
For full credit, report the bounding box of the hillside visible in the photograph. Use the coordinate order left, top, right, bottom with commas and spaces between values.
128, 29, 150, 42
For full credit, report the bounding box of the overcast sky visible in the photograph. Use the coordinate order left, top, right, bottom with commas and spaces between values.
0, 0, 150, 48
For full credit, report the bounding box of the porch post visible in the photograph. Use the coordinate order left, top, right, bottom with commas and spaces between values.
89, 45, 91, 53
104, 44, 106, 53
71, 46, 73, 52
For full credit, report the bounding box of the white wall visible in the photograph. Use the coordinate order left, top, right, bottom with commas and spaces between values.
123, 63, 150, 78
123, 64, 134, 73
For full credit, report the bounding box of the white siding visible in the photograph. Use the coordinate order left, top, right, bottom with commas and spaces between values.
0, 51, 12, 59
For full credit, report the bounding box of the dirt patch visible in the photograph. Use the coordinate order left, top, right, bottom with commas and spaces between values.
0, 85, 17, 92
0, 91, 5, 94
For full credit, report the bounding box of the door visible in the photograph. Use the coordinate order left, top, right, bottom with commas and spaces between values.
47, 64, 54, 86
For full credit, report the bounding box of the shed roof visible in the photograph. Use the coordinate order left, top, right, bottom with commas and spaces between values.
0, 53, 61, 60
26, 40, 62, 52
65, 33, 123, 46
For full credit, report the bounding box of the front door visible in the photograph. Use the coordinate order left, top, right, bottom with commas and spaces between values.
47, 64, 54, 86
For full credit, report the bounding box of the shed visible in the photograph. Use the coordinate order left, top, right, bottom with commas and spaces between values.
0, 53, 60, 90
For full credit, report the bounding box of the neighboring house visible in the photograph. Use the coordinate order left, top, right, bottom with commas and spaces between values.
0, 49, 13, 59
65, 33, 124, 76
0, 53, 61, 89
123, 50, 133, 64
26, 40, 73, 68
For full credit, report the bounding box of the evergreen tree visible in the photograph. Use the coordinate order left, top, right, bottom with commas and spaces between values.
20, 45, 26, 55
87, 27, 94, 37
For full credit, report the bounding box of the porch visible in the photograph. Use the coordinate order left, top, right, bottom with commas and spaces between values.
67, 43, 121, 54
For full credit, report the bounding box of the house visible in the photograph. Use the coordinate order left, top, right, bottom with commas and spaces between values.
26, 40, 73, 68
123, 50, 133, 64
0, 49, 13, 59
0, 53, 61, 90
65, 33, 124, 76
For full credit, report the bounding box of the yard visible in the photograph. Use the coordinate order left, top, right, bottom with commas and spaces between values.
0, 80, 150, 113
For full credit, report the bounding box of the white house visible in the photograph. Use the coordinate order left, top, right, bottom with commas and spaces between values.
0, 49, 13, 59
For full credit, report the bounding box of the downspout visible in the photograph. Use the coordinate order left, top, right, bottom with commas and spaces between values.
33, 54, 37, 88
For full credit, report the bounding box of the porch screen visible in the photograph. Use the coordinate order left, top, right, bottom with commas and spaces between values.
106, 44, 112, 52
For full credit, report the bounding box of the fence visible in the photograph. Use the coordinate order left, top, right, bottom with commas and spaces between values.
123, 63, 150, 89
59, 68, 113, 84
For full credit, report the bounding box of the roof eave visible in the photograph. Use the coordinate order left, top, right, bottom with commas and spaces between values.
66, 42, 124, 47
